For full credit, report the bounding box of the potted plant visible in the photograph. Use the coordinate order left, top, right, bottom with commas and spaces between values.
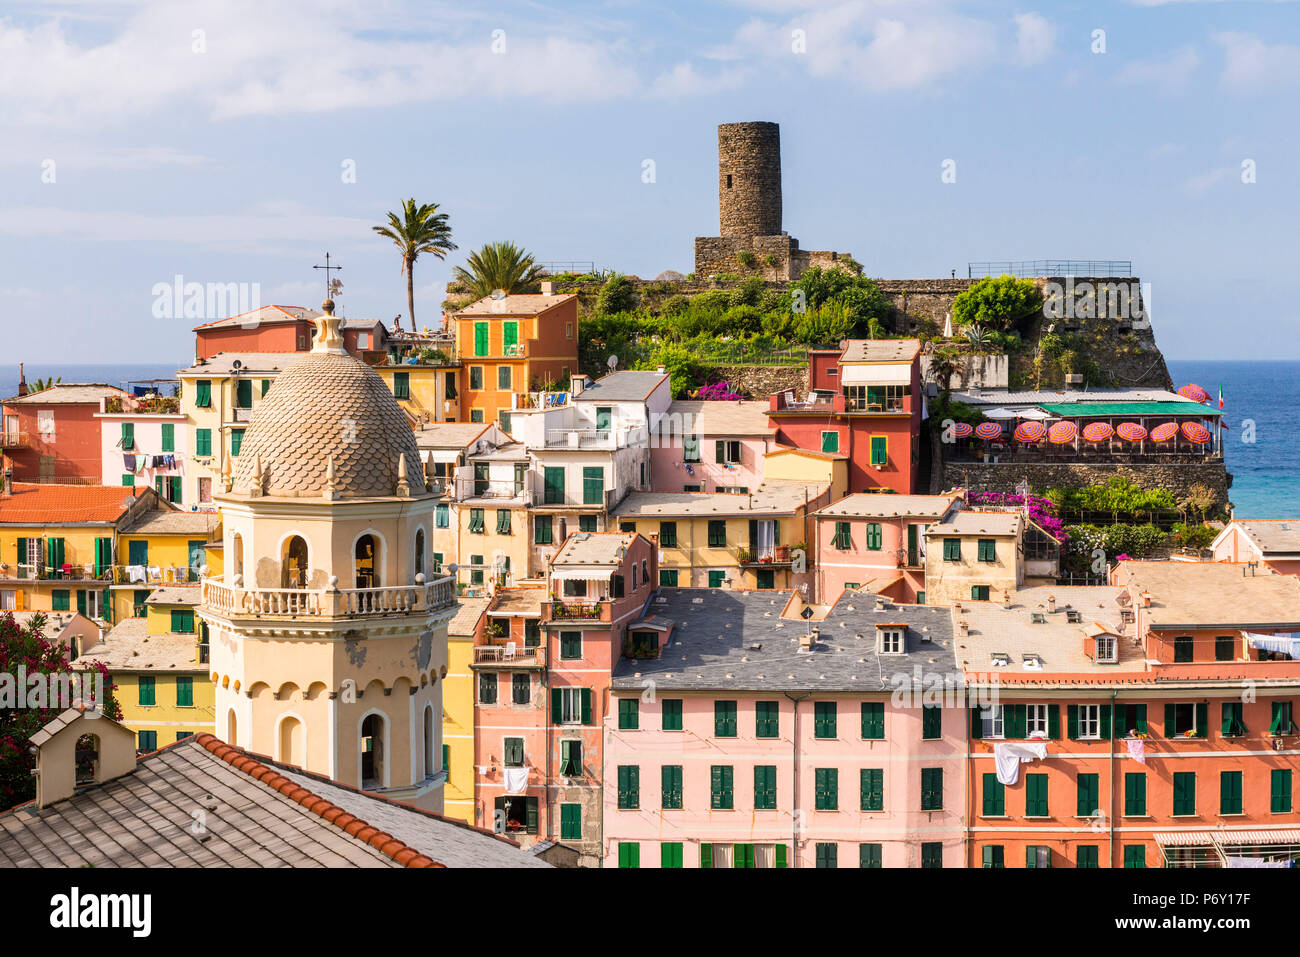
737, 547, 751, 563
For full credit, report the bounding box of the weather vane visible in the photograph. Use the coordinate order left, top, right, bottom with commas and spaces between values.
313, 253, 342, 301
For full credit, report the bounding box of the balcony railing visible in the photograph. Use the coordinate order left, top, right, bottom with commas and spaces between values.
543, 598, 612, 623
769, 392, 911, 414
542, 428, 642, 450
230, 407, 255, 423
472, 644, 545, 666
200, 574, 456, 619
512, 391, 568, 410
0, 431, 30, 448
455, 477, 533, 504
1, 562, 197, 584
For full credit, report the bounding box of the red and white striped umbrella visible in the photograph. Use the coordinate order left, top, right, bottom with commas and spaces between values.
1150, 422, 1179, 442
1081, 422, 1114, 443
1180, 421, 1212, 444
1047, 421, 1078, 444
1014, 421, 1046, 443
975, 422, 1003, 440
1177, 384, 1210, 403
951, 422, 973, 439
1116, 422, 1148, 443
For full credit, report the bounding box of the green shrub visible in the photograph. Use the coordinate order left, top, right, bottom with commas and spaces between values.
951, 274, 1043, 334
763, 253, 779, 267
729, 276, 764, 308
736, 250, 757, 269
660, 294, 690, 318
596, 273, 638, 315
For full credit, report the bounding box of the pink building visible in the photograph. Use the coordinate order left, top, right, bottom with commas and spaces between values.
650, 400, 775, 494
602, 589, 966, 867
1210, 520, 1300, 577
472, 531, 657, 866
813, 493, 963, 604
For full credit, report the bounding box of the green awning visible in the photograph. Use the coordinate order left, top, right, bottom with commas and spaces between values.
1038, 401, 1221, 418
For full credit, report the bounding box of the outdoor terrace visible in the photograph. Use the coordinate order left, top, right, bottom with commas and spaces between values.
200, 574, 456, 619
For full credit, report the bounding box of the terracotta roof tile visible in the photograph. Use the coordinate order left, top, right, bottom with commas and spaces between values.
0, 483, 136, 524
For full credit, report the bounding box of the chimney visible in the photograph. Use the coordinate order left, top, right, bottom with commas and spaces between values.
1001, 591, 1012, 608
540, 281, 554, 296
1, 467, 12, 498
957, 620, 969, 637
570, 374, 587, 397
16, 362, 27, 397
1047, 594, 1057, 613
1140, 592, 1152, 608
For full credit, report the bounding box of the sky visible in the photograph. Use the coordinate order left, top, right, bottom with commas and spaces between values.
1, 0, 1298, 363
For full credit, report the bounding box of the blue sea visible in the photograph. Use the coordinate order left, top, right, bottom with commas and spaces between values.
5, 360, 1297, 518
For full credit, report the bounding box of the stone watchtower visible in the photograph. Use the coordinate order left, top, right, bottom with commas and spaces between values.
694, 121, 852, 281
718, 121, 782, 239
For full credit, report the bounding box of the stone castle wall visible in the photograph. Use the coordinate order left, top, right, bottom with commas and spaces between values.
718, 122, 782, 238
942, 460, 1232, 510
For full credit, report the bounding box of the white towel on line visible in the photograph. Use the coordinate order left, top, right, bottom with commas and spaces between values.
993, 741, 1048, 786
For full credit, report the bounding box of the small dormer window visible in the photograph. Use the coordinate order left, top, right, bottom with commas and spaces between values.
991, 652, 1010, 668
1096, 635, 1118, 663
1066, 610, 1082, 623
1031, 613, 1046, 624
1022, 654, 1042, 670
877, 627, 904, 655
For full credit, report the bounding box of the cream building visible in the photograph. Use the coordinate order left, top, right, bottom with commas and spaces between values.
198, 301, 458, 812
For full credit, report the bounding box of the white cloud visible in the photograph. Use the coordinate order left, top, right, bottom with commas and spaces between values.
1115, 46, 1201, 94
0, 1, 640, 127
1013, 12, 1056, 66
1215, 31, 1300, 92
0, 145, 208, 170
0, 204, 376, 243
1184, 167, 1230, 194
647, 62, 750, 99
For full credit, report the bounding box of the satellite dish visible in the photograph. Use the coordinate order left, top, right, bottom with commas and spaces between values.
231, 359, 242, 371
607, 355, 618, 371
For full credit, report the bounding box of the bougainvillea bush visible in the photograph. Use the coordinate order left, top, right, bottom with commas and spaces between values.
697, 380, 744, 401
965, 490, 1067, 542
0, 612, 119, 810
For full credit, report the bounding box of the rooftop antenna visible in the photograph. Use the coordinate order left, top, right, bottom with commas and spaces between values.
313, 253, 341, 303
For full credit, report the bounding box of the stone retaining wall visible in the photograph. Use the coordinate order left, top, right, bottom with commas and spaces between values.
941, 460, 1233, 510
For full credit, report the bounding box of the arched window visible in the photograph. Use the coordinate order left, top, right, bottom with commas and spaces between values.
361, 714, 385, 789
355, 534, 379, 589
75, 734, 100, 786
279, 716, 304, 766
232, 532, 244, 580
414, 529, 426, 578
227, 709, 238, 745
423, 706, 435, 779
282, 536, 308, 589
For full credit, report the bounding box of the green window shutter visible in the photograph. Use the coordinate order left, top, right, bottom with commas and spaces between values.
661, 842, 682, 868
160, 423, 174, 452
1194, 703, 1208, 738
560, 804, 582, 840
1066, 704, 1078, 740
969, 706, 984, 740
662, 765, 682, 809
870, 435, 887, 465
755, 701, 779, 738
138, 675, 156, 706
580, 687, 592, 725
701, 843, 713, 869
943, 538, 961, 561
230, 429, 244, 456
859, 844, 882, 868
1173, 771, 1196, 816
393, 372, 410, 399
261, 378, 271, 397
195, 380, 211, 407
236, 379, 252, 408
708, 520, 726, 547
1124, 772, 1147, 816
1164, 703, 1176, 737
76, 589, 87, 615
754, 765, 777, 810
176, 676, 194, 707
1220, 771, 1243, 815
981, 845, 1001, 868
922, 705, 941, 739
1077, 774, 1099, 817
121, 422, 134, 449
551, 687, 561, 720
502, 322, 518, 350
866, 523, 882, 550
474, 322, 489, 356
534, 514, 552, 544
862, 702, 884, 739
821, 431, 838, 453
813, 701, 837, 739
618, 698, 639, 730
1100, 704, 1112, 739
1124, 845, 1145, 868
814, 768, 838, 810
714, 440, 725, 464
834, 521, 851, 550
617, 766, 639, 809
1008, 704, 1026, 739
582, 466, 604, 505
1271, 769, 1293, 813
920, 768, 942, 810
715, 701, 737, 737
1077, 846, 1099, 869
661, 699, 683, 730
774, 845, 786, 869
51, 590, 70, 612
1025, 774, 1048, 816
195, 429, 212, 457
982, 773, 1004, 816
659, 521, 677, 547
861, 769, 883, 811
1048, 705, 1060, 739
618, 842, 639, 868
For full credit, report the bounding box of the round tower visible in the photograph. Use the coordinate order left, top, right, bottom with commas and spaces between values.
718, 121, 782, 238
199, 300, 456, 811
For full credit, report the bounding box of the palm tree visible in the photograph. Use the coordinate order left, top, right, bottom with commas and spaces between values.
372, 199, 457, 331
29, 376, 62, 392
451, 241, 544, 300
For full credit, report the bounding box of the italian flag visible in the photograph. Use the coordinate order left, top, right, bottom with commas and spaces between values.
1218, 384, 1224, 409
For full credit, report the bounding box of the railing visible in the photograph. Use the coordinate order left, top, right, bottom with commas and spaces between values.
0, 431, 29, 448
544, 598, 612, 623
968, 260, 1132, 278
104, 396, 180, 415
1, 562, 196, 584
947, 449, 1223, 467
230, 408, 254, 423
513, 391, 569, 410
844, 396, 908, 413
542, 428, 642, 450
473, 644, 545, 665
455, 477, 532, 504
200, 574, 456, 619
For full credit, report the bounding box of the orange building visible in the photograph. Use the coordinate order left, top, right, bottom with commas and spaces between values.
452, 293, 579, 428
960, 570, 1300, 868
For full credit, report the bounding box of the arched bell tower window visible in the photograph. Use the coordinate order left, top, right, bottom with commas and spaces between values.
232, 532, 244, 580
414, 529, 426, 578
361, 713, 385, 789
355, 534, 379, 589
282, 536, 308, 589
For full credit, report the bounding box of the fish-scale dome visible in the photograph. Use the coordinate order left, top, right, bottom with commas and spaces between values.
229, 303, 423, 499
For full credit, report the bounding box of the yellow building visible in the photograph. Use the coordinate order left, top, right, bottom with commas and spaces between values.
112, 511, 221, 622
0, 482, 182, 624
376, 361, 461, 424
75, 614, 213, 750
922, 510, 1023, 606
762, 447, 849, 500
612, 480, 831, 591
443, 596, 488, 824
176, 353, 292, 508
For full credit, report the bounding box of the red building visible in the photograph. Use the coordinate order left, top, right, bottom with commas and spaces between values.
768, 339, 922, 495
193, 305, 390, 364
2, 384, 130, 484
472, 531, 658, 866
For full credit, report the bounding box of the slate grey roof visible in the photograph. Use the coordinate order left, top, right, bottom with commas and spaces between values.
575, 370, 669, 402
119, 511, 220, 537
274, 767, 552, 869
611, 589, 959, 693
4, 384, 129, 406
1229, 520, 1300, 557
177, 353, 294, 376
0, 736, 548, 868
951, 387, 1187, 408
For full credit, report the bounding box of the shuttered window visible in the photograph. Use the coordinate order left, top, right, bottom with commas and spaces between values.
474, 322, 489, 356
860, 844, 882, 868
755, 701, 779, 738
714, 701, 737, 737
659, 521, 677, 547
870, 436, 887, 466
560, 803, 582, 840
1077, 773, 1100, 817
1220, 771, 1243, 815
814, 768, 838, 810
1025, 774, 1049, 817
660, 842, 683, 868
833, 522, 851, 550
1173, 771, 1196, 816
860, 769, 883, 811
754, 765, 777, 810
813, 702, 837, 739
195, 428, 212, 457
617, 766, 639, 809
707, 520, 727, 547
922, 705, 942, 739
618, 698, 639, 730
138, 676, 156, 706
661, 699, 683, 730
920, 768, 943, 810
977, 538, 996, 562
1124, 772, 1147, 816
1272, 769, 1293, 813
942, 538, 961, 561
865, 522, 882, 550
861, 702, 884, 739
661, 765, 683, 809
710, 765, 734, 810
982, 773, 1004, 816
617, 842, 639, 868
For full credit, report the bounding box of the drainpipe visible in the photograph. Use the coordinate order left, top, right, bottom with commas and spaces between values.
783, 691, 812, 867
1109, 688, 1118, 868
965, 688, 973, 869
